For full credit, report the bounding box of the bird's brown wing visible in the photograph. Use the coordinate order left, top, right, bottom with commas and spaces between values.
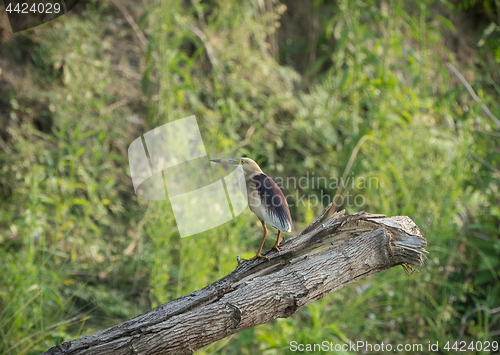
250, 173, 292, 232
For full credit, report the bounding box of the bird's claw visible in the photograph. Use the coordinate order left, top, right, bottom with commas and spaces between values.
243, 254, 270, 262
271, 245, 280, 252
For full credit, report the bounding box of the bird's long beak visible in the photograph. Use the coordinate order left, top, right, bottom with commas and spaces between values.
210, 159, 239, 165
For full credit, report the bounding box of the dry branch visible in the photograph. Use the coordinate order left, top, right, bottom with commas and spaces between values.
41, 205, 427, 355
446, 62, 500, 128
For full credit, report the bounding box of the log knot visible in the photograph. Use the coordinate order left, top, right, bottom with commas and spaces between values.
225, 302, 242, 329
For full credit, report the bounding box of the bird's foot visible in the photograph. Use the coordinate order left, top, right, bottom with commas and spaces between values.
242, 253, 270, 262
271, 242, 280, 252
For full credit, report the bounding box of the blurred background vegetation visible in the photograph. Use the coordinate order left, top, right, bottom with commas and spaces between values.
0, 0, 499, 353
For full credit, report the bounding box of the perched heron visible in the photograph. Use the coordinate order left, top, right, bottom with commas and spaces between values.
210, 157, 292, 261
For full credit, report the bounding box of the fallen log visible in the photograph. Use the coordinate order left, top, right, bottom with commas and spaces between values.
42, 205, 427, 355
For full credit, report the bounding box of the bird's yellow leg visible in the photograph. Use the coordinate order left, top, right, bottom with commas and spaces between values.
271, 231, 281, 251
243, 222, 269, 261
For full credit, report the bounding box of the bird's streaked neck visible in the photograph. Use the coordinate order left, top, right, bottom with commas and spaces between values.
245, 170, 263, 181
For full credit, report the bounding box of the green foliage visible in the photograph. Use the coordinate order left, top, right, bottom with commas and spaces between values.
0, 0, 499, 354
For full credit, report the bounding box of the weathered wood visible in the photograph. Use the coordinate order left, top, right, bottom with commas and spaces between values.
41, 205, 427, 355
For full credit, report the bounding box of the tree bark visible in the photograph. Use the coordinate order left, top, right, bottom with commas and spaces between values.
41, 205, 427, 355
